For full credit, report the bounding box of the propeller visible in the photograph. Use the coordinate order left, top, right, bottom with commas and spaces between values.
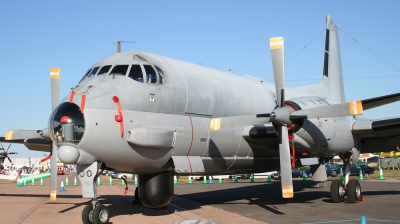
257, 37, 365, 199
50, 68, 61, 200
261, 37, 294, 198
0, 143, 17, 164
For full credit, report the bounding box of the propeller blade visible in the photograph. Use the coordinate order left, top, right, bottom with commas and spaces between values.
50, 143, 58, 200
6, 156, 12, 164
50, 68, 61, 110
291, 100, 363, 119
270, 37, 285, 107
256, 113, 271, 118
279, 125, 294, 198
49, 68, 60, 200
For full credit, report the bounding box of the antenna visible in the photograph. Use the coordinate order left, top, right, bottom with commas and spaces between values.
112, 41, 136, 53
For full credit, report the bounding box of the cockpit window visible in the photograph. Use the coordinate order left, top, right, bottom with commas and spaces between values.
128, 65, 144, 82
97, 65, 112, 75
110, 65, 129, 76
155, 66, 165, 84
143, 65, 157, 83
79, 68, 92, 83
88, 67, 99, 77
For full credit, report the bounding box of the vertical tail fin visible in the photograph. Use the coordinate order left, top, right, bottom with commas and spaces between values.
294, 15, 345, 103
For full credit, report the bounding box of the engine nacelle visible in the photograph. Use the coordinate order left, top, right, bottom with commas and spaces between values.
286, 96, 356, 157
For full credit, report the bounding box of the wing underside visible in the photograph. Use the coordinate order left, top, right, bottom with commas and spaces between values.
353, 117, 400, 153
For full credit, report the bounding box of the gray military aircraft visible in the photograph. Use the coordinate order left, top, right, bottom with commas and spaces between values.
1, 15, 400, 223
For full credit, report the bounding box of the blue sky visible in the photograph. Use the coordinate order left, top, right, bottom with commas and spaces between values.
1, 1, 399, 158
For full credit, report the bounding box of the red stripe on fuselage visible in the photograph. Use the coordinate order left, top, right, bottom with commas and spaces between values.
186, 116, 194, 172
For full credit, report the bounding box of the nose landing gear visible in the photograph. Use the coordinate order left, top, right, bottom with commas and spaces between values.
78, 162, 110, 224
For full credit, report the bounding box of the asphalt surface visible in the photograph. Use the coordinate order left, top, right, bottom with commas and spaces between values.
1, 175, 400, 224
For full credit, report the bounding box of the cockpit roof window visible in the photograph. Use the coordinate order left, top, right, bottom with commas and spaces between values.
88, 66, 99, 77
143, 65, 157, 84
128, 65, 144, 82
97, 65, 112, 75
155, 66, 165, 84
79, 68, 92, 83
110, 65, 129, 76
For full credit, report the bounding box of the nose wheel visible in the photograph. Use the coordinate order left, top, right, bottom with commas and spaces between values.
82, 201, 109, 224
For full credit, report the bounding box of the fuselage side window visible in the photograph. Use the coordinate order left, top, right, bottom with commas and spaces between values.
128, 65, 144, 82
88, 66, 100, 77
79, 68, 92, 83
155, 66, 165, 84
143, 65, 157, 83
110, 65, 129, 76
97, 65, 112, 75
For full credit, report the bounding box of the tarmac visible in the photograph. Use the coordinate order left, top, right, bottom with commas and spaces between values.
1, 174, 400, 224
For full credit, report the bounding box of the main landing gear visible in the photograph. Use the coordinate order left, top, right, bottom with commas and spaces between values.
330, 155, 363, 203
78, 162, 110, 224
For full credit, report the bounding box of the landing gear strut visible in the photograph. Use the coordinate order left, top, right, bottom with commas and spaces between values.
78, 162, 110, 224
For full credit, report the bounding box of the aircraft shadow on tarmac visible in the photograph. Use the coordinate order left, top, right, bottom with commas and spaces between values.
2, 180, 400, 217
172, 180, 400, 215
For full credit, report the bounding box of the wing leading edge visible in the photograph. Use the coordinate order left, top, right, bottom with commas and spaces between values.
0, 130, 52, 152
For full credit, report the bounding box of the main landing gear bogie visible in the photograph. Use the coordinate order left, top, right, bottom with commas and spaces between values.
330, 179, 362, 203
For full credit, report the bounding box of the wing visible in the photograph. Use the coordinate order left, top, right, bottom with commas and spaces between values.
0, 130, 52, 152
353, 117, 400, 153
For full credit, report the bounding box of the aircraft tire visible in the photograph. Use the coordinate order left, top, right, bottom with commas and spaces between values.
347, 179, 362, 201
82, 204, 94, 224
330, 179, 345, 203
92, 204, 109, 224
